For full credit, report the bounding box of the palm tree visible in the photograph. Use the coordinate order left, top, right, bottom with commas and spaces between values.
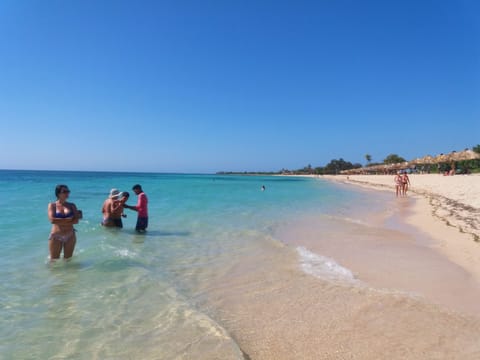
365, 154, 372, 166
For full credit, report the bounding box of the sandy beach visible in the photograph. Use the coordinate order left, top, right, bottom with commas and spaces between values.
323, 174, 480, 281
200, 174, 480, 359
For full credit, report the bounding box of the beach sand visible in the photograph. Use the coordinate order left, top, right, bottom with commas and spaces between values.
323, 174, 480, 281
197, 174, 480, 359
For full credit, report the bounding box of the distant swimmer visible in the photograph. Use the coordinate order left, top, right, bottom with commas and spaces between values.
261, 185, 266, 191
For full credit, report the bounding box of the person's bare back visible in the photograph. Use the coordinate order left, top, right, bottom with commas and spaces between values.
101, 198, 118, 225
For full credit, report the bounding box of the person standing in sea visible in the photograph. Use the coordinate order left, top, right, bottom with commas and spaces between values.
124, 184, 148, 232
101, 188, 124, 228
119, 192, 130, 219
47, 185, 82, 260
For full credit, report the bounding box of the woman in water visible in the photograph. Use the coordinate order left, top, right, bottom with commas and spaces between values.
47, 185, 82, 260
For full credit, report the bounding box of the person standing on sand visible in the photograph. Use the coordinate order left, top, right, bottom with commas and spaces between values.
124, 184, 148, 232
402, 172, 411, 196
394, 172, 403, 197
48, 185, 82, 260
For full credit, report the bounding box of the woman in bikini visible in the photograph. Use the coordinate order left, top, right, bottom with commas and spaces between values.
394, 171, 403, 197
48, 184, 82, 260
401, 172, 411, 196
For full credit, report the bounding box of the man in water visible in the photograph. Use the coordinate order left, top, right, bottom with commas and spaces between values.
124, 184, 148, 232
101, 188, 124, 228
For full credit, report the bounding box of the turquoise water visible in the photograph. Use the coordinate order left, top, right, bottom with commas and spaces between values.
0, 170, 376, 359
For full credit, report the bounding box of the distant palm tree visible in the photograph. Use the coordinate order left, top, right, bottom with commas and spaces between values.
365, 154, 372, 165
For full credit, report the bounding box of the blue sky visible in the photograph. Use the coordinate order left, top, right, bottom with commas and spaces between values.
0, 0, 479, 173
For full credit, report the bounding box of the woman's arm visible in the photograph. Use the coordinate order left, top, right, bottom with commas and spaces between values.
112, 200, 122, 212
71, 203, 81, 224
48, 203, 75, 224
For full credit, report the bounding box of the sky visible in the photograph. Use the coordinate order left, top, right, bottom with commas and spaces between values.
0, 0, 479, 173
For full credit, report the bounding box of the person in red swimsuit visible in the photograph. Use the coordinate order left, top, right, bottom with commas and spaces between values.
124, 184, 148, 233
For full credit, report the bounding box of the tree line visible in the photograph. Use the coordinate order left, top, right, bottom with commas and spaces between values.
285, 153, 407, 175
217, 145, 480, 176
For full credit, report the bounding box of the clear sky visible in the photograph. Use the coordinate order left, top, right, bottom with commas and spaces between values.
1, 0, 479, 173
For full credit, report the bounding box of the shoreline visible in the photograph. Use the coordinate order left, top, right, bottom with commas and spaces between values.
321, 174, 480, 282
201, 174, 480, 359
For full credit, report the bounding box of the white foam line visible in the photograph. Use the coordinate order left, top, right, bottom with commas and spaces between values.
114, 248, 137, 258
297, 246, 357, 284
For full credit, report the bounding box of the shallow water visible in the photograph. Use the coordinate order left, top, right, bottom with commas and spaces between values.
0, 171, 365, 359
200, 198, 480, 359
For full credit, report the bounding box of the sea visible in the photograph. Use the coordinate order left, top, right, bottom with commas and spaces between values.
1, 170, 480, 359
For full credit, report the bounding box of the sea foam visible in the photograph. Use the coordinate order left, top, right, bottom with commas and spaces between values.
297, 246, 356, 284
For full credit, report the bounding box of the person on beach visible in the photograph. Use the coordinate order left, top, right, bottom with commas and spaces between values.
401, 172, 411, 196
124, 184, 148, 232
101, 189, 124, 228
47, 185, 82, 260
394, 172, 403, 197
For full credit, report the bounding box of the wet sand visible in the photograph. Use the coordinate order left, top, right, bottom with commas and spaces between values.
196, 175, 480, 359
323, 174, 480, 280
202, 230, 480, 359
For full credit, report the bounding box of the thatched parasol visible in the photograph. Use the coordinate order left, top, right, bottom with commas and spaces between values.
410, 157, 424, 165
433, 153, 451, 164
388, 162, 403, 171
417, 155, 435, 164
449, 149, 480, 161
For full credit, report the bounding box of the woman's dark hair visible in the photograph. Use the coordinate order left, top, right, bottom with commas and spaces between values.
55, 184, 69, 198
132, 184, 142, 191
122, 191, 130, 198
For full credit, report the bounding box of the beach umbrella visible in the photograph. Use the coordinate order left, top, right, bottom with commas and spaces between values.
410, 157, 424, 165
433, 153, 451, 164
378, 164, 389, 173
389, 162, 408, 170
417, 155, 434, 164
450, 149, 480, 161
